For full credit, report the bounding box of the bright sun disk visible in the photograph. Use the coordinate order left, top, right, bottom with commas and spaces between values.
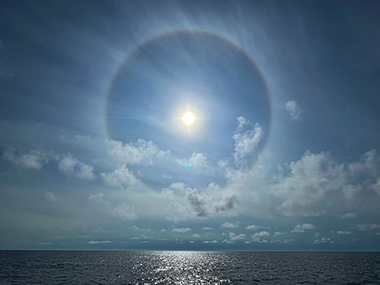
182, 111, 195, 125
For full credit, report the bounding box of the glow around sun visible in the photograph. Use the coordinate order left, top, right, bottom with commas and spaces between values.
182, 111, 195, 125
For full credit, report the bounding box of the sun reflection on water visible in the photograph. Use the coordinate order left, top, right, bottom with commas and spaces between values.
133, 251, 232, 284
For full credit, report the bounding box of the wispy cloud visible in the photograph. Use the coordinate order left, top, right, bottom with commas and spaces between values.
356, 224, 380, 231
337, 231, 351, 235
87, 240, 111, 244
339, 213, 357, 219
285, 100, 302, 120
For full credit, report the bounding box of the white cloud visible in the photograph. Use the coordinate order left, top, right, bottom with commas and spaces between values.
272, 149, 380, 216
58, 154, 95, 180
337, 231, 351, 235
203, 240, 219, 244
232, 117, 263, 163
285, 100, 302, 120
202, 227, 214, 230
165, 184, 239, 221
101, 164, 137, 188
3, 147, 47, 170
112, 202, 138, 221
275, 232, 286, 235
176, 152, 209, 173
313, 237, 333, 244
246, 225, 259, 230
246, 225, 271, 230
189, 152, 207, 168
273, 151, 347, 216
172, 227, 191, 233
161, 182, 186, 196
291, 224, 315, 233
192, 234, 200, 238
339, 213, 357, 219
87, 240, 111, 244
228, 232, 245, 242
107, 139, 169, 166
221, 222, 239, 229
252, 231, 270, 237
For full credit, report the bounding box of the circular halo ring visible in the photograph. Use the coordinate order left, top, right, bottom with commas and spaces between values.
105, 29, 272, 172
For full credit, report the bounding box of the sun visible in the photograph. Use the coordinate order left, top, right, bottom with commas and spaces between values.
182, 111, 195, 125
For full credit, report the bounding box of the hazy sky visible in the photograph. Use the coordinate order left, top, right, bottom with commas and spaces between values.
1, 0, 380, 250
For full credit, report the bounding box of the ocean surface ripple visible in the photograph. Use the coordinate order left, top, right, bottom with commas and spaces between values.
1, 251, 379, 284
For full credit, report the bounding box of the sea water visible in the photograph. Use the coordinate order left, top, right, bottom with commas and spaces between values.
1, 251, 379, 284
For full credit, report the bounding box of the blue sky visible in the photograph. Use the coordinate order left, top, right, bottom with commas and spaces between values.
1, 0, 380, 250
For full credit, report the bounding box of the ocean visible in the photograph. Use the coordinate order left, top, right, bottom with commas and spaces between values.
0, 251, 379, 284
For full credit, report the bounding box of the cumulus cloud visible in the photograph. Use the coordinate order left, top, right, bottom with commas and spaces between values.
285, 100, 302, 120
2, 147, 48, 169
313, 237, 333, 244
272, 150, 380, 216
252, 231, 270, 237
227, 232, 245, 242
189, 152, 207, 168
3, 148, 98, 181
161, 182, 187, 198
189, 152, 207, 169
172, 227, 191, 233
192, 234, 200, 238
272, 151, 345, 216
221, 222, 239, 229
101, 164, 137, 188
164, 184, 239, 221
291, 224, 315, 233
176, 152, 209, 173
246, 225, 258, 230
58, 154, 96, 180
107, 139, 169, 166
202, 227, 214, 230
232, 117, 263, 163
